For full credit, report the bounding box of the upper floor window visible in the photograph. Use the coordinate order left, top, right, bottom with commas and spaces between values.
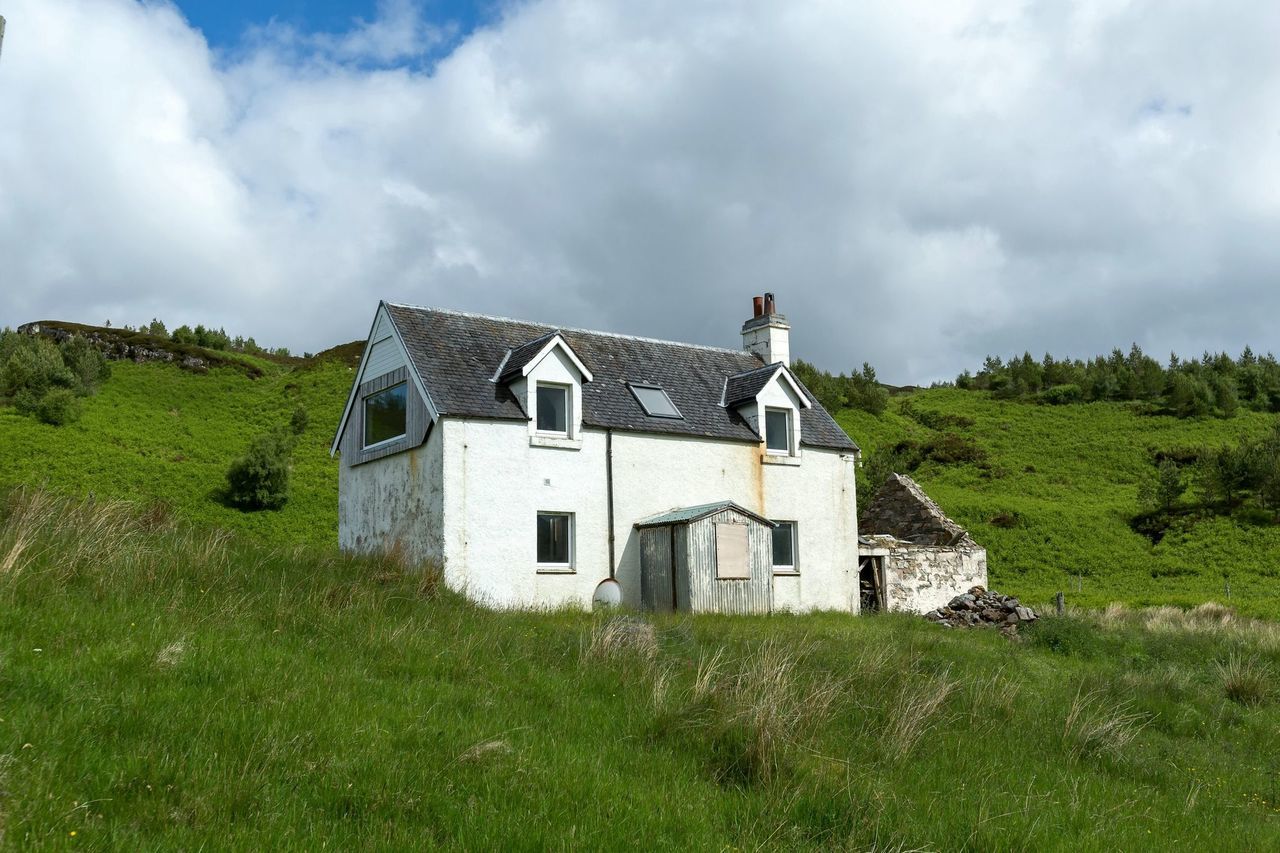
536, 382, 570, 434
765, 407, 792, 454
364, 382, 407, 448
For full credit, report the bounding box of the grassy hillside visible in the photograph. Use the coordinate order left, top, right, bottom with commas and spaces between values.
0, 358, 351, 547
2, 492, 1279, 849
3, 345, 1279, 615
840, 392, 1280, 618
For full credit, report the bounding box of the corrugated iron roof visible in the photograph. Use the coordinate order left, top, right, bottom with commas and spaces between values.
634, 501, 777, 528
383, 303, 858, 452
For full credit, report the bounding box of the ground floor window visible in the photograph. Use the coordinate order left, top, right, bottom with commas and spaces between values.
537, 512, 574, 569
771, 521, 797, 572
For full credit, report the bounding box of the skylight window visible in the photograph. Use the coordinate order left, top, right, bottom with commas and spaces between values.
628, 383, 683, 419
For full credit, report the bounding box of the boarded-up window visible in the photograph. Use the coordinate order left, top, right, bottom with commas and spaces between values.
715, 522, 750, 579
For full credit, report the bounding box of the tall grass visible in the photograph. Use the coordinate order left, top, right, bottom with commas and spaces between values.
4, 491, 1280, 848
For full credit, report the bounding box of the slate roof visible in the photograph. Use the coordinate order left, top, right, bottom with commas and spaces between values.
724, 363, 784, 407
496, 330, 559, 382
383, 302, 858, 452
635, 501, 777, 529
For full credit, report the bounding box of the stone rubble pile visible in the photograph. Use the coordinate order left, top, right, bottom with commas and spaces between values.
924, 585, 1038, 629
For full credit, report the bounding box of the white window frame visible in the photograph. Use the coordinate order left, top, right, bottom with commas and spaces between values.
771, 520, 798, 575
536, 511, 575, 572
535, 381, 572, 437
362, 381, 408, 450
764, 406, 793, 455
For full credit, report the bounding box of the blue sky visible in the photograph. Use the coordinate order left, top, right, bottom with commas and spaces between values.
175, 0, 492, 56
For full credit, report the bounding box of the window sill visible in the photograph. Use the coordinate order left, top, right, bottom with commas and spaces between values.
762, 453, 801, 466
362, 434, 408, 452
531, 434, 582, 450
772, 569, 800, 577
535, 566, 576, 575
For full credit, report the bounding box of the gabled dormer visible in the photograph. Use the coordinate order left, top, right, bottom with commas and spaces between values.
723, 361, 812, 463
331, 301, 437, 465
494, 331, 593, 449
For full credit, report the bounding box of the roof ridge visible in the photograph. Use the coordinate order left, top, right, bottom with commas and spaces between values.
385, 302, 758, 358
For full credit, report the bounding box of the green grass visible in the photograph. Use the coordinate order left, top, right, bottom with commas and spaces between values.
842, 390, 1280, 618
0, 359, 350, 547
3, 492, 1280, 849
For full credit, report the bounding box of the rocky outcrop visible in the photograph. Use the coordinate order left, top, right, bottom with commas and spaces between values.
18, 322, 210, 373
924, 585, 1038, 630
860, 473, 970, 546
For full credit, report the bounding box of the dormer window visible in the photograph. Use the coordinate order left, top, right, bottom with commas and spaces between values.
765, 407, 792, 454
628, 383, 682, 419
364, 382, 408, 448
536, 382, 570, 435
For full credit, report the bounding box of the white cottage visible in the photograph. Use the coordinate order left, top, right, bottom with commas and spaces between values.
332, 294, 864, 612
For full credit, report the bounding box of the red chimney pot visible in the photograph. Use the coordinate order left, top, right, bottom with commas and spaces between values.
752, 296, 764, 318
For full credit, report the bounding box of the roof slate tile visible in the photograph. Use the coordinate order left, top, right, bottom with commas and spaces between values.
384, 303, 858, 452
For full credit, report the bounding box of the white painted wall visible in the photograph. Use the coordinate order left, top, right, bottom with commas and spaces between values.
338, 422, 444, 564
440, 418, 610, 607
437, 415, 858, 611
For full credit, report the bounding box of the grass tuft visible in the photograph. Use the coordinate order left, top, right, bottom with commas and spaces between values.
1062, 687, 1150, 762
1216, 654, 1274, 706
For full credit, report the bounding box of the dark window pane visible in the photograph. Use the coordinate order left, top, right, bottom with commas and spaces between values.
772, 522, 795, 568
537, 513, 571, 564
765, 409, 790, 452
364, 382, 407, 447
630, 384, 682, 418
536, 385, 568, 432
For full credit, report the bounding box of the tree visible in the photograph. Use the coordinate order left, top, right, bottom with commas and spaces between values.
1139, 459, 1187, 512
225, 433, 292, 510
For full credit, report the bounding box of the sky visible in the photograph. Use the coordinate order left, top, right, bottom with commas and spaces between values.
1, 0, 1279, 384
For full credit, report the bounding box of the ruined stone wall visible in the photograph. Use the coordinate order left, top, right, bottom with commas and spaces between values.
883, 542, 988, 614
859, 473, 969, 545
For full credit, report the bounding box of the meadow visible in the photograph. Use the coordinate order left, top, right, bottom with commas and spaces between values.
1, 490, 1279, 849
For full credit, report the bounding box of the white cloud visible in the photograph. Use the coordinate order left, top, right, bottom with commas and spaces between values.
1, 0, 1279, 381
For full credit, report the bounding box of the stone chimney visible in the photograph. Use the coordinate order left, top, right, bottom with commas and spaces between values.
740, 292, 790, 366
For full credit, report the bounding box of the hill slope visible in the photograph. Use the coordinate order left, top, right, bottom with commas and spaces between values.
840, 391, 1280, 618
4, 342, 1279, 613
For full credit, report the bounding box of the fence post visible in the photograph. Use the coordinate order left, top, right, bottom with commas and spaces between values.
1055, 591, 1065, 616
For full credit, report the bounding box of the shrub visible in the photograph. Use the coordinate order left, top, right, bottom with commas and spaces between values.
59, 335, 111, 393
225, 433, 292, 510
1037, 384, 1083, 405
35, 388, 82, 426
1028, 616, 1103, 658
290, 405, 310, 436
0, 335, 74, 399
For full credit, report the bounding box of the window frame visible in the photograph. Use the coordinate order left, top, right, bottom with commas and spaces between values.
535, 381, 572, 437
764, 406, 793, 455
362, 381, 409, 450
771, 520, 798, 574
536, 511, 575, 572
627, 382, 684, 419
